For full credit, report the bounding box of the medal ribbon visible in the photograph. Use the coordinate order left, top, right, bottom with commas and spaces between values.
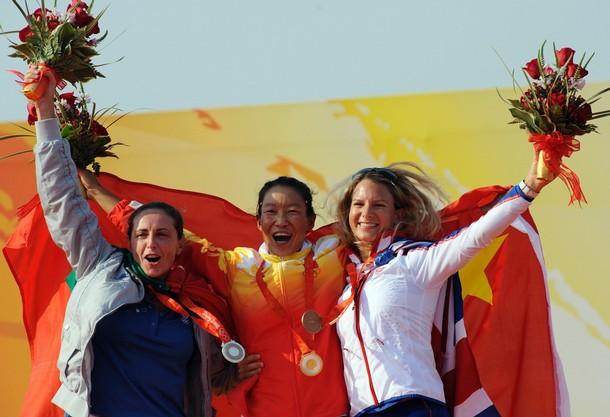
254, 252, 318, 355
123, 252, 233, 344
325, 245, 380, 325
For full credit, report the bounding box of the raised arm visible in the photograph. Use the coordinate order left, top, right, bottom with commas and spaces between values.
403, 153, 552, 288
79, 168, 121, 213
29, 67, 114, 279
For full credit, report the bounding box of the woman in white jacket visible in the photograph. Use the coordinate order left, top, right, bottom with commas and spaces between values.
333, 162, 552, 417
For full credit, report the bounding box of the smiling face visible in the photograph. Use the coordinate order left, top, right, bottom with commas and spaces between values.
129, 209, 184, 278
257, 185, 315, 257
348, 178, 399, 245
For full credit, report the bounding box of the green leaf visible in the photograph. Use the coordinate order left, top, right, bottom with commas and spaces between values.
105, 111, 132, 129
509, 107, 544, 133
10, 42, 36, 57
507, 99, 522, 108
582, 52, 595, 70
590, 111, 610, 120
586, 87, 610, 103
537, 41, 547, 69
492, 47, 526, 95
11, 0, 29, 20
61, 124, 76, 138
96, 30, 109, 43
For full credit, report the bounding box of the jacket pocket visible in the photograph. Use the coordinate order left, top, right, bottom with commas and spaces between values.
59, 324, 83, 392
61, 348, 83, 392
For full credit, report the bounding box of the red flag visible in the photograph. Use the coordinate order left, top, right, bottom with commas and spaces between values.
3, 173, 260, 417
438, 186, 569, 417
4, 196, 69, 417
3, 179, 567, 417
3, 190, 128, 417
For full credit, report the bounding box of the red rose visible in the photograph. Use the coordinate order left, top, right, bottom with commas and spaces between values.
569, 99, 592, 124
32, 8, 46, 19
27, 102, 38, 125
548, 92, 566, 108
566, 63, 588, 79
18, 26, 33, 42
18, 8, 59, 41
90, 120, 109, 136
59, 92, 78, 108
32, 8, 60, 26
543, 66, 555, 76
523, 58, 540, 79
519, 96, 530, 110
67, 1, 100, 34
48, 19, 60, 31
73, 9, 93, 28
555, 47, 575, 67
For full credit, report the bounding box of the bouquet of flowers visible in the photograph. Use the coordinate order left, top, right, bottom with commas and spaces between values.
502, 42, 610, 204
2, 89, 124, 174
2, 0, 107, 99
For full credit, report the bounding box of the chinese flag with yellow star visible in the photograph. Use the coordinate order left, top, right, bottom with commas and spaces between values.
438, 185, 568, 417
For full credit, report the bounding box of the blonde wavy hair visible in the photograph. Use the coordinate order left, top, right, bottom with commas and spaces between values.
335, 162, 448, 251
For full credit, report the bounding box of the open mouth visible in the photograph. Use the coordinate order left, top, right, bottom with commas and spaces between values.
144, 254, 161, 264
272, 232, 292, 243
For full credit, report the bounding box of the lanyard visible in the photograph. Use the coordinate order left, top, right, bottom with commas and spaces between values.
254, 253, 319, 352
125, 262, 245, 363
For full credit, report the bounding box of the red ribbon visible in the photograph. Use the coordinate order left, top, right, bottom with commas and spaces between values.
528, 132, 587, 205
150, 265, 237, 344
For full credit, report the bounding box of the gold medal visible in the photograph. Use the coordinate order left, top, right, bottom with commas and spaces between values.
299, 351, 323, 376
301, 309, 323, 334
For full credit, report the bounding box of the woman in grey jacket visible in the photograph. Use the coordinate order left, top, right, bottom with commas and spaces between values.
26, 67, 233, 417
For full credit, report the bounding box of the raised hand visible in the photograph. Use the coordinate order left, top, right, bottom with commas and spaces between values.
23, 64, 57, 120
524, 149, 556, 194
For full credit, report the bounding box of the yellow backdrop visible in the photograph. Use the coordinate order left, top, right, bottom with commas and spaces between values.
1, 86, 608, 416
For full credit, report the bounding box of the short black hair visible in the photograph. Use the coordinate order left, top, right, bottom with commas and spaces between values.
256, 176, 315, 219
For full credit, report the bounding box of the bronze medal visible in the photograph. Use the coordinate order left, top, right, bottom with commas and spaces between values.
221, 340, 246, 363
301, 309, 323, 334
299, 351, 323, 376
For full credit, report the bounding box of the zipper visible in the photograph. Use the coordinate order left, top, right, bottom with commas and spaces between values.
277, 257, 304, 417
353, 266, 379, 406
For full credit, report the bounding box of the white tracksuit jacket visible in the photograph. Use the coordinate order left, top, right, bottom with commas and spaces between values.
336, 186, 532, 416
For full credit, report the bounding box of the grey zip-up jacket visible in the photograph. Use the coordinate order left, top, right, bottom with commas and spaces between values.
35, 118, 220, 417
